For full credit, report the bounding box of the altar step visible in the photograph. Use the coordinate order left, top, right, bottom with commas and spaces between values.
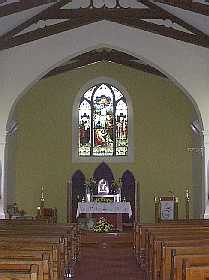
80, 229, 133, 248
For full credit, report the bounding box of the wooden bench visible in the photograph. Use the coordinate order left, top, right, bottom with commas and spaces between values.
0, 219, 48, 224
182, 258, 209, 280
135, 223, 209, 280
0, 263, 39, 280
146, 228, 209, 279
0, 222, 80, 261
0, 253, 50, 280
0, 227, 75, 279
134, 222, 209, 266
0, 221, 80, 280
150, 233, 209, 280
161, 245, 209, 280
0, 239, 63, 280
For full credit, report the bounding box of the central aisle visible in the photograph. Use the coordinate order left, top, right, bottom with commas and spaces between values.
74, 233, 145, 280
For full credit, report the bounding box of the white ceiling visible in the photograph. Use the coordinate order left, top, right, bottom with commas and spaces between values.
0, 2, 54, 36
153, 1, 209, 36
0, 0, 208, 42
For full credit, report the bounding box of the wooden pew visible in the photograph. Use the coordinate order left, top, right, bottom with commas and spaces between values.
0, 263, 38, 280
161, 245, 209, 280
0, 229, 70, 279
0, 222, 80, 261
150, 233, 209, 280
0, 219, 48, 224
134, 222, 209, 267
159, 219, 209, 224
0, 252, 50, 280
0, 222, 79, 262
0, 221, 80, 279
182, 258, 209, 280
146, 228, 209, 280
136, 223, 209, 280
0, 240, 63, 280
0, 250, 52, 278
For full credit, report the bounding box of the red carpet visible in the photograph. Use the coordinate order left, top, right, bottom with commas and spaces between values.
74, 246, 145, 280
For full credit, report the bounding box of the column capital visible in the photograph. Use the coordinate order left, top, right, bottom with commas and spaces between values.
203, 130, 209, 146
202, 130, 209, 136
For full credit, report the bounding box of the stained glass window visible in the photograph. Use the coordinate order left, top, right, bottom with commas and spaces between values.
79, 83, 128, 157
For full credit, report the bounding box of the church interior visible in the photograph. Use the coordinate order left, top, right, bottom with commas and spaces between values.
0, 0, 209, 279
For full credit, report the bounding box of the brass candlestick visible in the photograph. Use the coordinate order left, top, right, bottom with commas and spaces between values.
40, 186, 45, 208
185, 189, 190, 220
154, 196, 159, 223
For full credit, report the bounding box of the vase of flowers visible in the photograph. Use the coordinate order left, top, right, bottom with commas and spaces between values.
85, 178, 97, 194
84, 178, 97, 202
111, 178, 122, 195
93, 217, 114, 233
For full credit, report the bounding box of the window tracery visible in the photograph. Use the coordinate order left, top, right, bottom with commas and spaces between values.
78, 83, 128, 157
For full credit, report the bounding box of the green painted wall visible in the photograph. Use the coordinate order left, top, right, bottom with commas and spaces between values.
6, 132, 17, 205
13, 62, 194, 223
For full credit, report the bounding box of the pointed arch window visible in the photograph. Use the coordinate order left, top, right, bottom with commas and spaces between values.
78, 83, 128, 157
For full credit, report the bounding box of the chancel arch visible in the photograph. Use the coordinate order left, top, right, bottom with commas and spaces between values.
0, 21, 208, 221
4, 60, 205, 222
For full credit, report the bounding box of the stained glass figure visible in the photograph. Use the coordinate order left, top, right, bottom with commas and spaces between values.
79, 100, 91, 156
78, 83, 128, 157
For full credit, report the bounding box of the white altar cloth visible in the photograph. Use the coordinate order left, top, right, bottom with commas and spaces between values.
76, 202, 132, 218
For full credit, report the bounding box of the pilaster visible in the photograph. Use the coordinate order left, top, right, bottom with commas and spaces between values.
0, 133, 7, 218
202, 131, 209, 218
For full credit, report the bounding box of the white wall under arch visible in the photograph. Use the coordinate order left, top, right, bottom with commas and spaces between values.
0, 20, 209, 217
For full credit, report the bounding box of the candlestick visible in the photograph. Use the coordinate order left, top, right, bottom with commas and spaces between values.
40, 186, 45, 208
154, 196, 159, 223
185, 189, 190, 200
185, 189, 190, 220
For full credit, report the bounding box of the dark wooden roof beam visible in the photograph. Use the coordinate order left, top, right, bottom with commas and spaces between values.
152, 0, 209, 16
42, 7, 161, 20
0, 0, 208, 51
0, 15, 103, 51
109, 14, 209, 48
44, 49, 166, 79
0, 0, 72, 40
142, 0, 209, 37
0, 0, 58, 18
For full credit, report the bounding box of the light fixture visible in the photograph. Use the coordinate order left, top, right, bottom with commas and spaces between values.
6, 120, 18, 136
190, 120, 202, 135
187, 147, 203, 153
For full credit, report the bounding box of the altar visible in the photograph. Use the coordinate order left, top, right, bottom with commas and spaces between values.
69, 170, 137, 227
76, 202, 132, 231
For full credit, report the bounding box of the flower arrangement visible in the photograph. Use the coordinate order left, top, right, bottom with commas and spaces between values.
93, 217, 114, 233
85, 178, 97, 193
94, 197, 113, 203
111, 178, 122, 189
111, 178, 122, 194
